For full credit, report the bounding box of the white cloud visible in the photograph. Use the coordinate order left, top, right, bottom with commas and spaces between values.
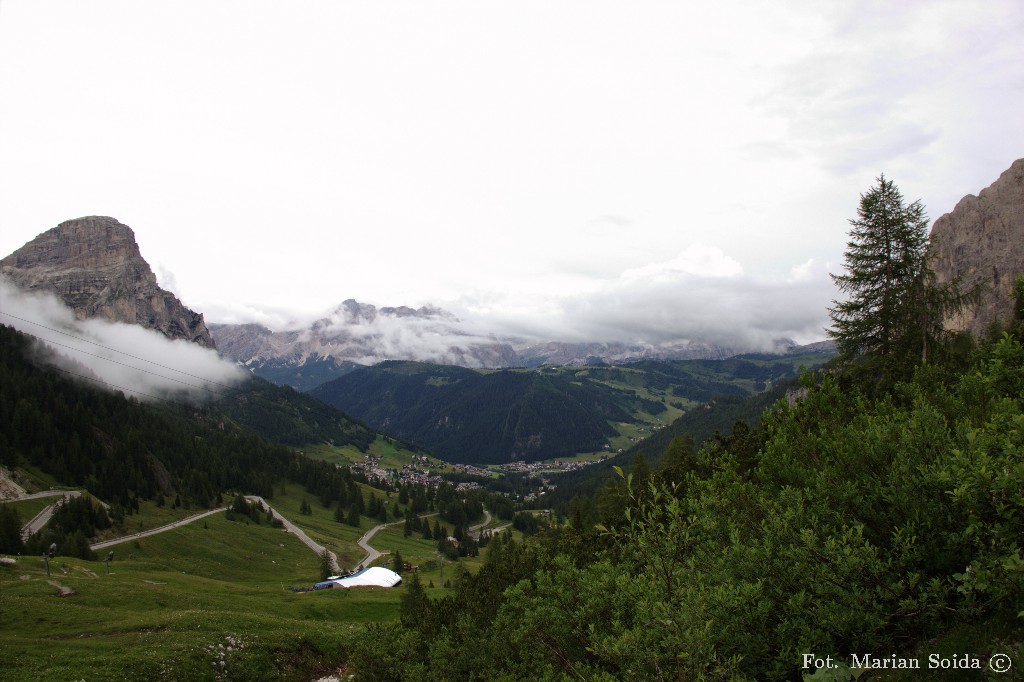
621, 245, 745, 282
0, 278, 245, 402
449, 248, 837, 349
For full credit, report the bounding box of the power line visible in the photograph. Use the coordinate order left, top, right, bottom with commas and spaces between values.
44, 364, 170, 404
27, 334, 227, 397
0, 310, 239, 393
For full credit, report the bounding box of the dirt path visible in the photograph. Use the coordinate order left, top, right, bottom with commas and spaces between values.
47, 579, 77, 597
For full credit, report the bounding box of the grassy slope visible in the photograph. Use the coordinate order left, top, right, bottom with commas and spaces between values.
303, 437, 456, 474
1, 511, 392, 681
1, 473, 495, 680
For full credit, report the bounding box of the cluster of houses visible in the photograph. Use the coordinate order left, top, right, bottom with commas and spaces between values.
498, 456, 609, 475
349, 454, 484, 491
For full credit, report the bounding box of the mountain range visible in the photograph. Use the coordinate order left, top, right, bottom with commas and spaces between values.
208, 299, 830, 391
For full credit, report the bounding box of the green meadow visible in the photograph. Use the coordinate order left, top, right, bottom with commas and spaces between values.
2, 509, 400, 681
302, 435, 453, 473
2, 485, 487, 681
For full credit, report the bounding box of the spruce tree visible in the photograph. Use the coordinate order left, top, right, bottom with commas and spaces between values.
346, 503, 361, 527
828, 174, 929, 362
319, 547, 333, 581
399, 571, 428, 626
829, 175, 977, 371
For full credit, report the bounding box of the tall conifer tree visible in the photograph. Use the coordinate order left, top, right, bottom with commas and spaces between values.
828, 174, 928, 361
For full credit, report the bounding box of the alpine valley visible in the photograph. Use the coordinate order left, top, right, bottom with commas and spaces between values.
1, 158, 1022, 681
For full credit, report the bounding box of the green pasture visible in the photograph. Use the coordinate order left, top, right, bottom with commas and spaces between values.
303, 435, 451, 473
1, 510, 400, 681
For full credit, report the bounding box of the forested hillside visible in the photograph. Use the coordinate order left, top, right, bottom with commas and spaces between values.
309, 351, 831, 464
0, 324, 378, 538
214, 373, 376, 450
310, 361, 627, 463
545, 378, 799, 508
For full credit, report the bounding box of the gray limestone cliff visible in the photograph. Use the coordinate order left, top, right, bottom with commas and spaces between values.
929, 159, 1024, 336
1, 216, 215, 348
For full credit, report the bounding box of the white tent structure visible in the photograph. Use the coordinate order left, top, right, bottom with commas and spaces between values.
315, 566, 402, 590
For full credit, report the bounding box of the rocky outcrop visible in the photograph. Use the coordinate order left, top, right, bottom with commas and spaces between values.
929, 159, 1024, 336
1, 216, 215, 347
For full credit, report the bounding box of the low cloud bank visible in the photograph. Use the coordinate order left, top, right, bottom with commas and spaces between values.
0, 278, 245, 402
291, 302, 511, 368
455, 249, 837, 351
205, 245, 839, 365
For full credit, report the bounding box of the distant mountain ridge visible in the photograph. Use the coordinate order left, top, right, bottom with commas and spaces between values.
1, 216, 215, 347
210, 300, 826, 389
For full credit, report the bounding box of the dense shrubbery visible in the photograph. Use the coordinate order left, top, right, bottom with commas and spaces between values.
342, 330, 1023, 680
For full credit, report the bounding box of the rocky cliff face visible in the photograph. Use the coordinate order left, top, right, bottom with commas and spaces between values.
929, 159, 1024, 336
0, 216, 215, 348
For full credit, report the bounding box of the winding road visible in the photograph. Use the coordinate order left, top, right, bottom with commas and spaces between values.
353, 512, 439, 569
15, 487, 494, 577
90, 507, 226, 551
467, 509, 492, 539
18, 490, 81, 540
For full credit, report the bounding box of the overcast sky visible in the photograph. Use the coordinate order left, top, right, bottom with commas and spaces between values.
1, 1, 1021, 348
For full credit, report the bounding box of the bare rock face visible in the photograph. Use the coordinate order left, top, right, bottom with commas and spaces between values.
1, 216, 215, 348
929, 159, 1024, 336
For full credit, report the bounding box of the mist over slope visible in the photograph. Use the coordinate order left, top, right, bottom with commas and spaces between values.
0, 278, 243, 402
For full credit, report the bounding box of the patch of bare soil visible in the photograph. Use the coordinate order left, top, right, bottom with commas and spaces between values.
47, 579, 77, 597
0, 465, 27, 500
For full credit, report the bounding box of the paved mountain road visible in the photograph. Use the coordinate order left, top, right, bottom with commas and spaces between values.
19, 491, 81, 540
19, 487, 488, 579
90, 508, 226, 550
467, 509, 492, 539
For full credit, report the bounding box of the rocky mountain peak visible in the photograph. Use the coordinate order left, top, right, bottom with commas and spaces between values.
0, 216, 215, 348
929, 159, 1024, 336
